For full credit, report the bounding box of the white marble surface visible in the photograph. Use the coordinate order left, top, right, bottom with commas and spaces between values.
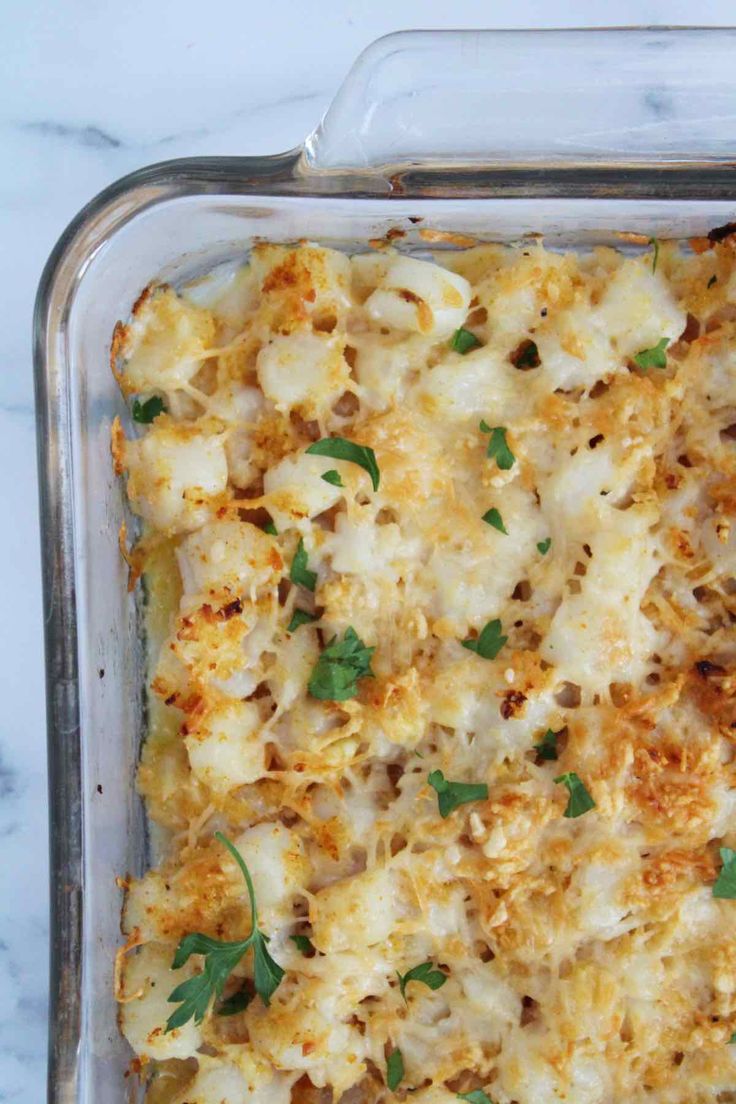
1, 0, 733, 1098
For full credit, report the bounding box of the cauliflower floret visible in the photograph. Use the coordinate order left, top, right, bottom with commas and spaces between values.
540, 503, 659, 689
263, 451, 344, 532
170, 1056, 295, 1104
246, 977, 367, 1093
257, 331, 350, 414
124, 422, 228, 534
119, 942, 202, 1060
595, 256, 686, 359
115, 286, 215, 397
176, 519, 282, 608
310, 866, 399, 953
419, 346, 528, 421
185, 699, 266, 794
365, 256, 472, 338
251, 242, 352, 328
232, 822, 310, 922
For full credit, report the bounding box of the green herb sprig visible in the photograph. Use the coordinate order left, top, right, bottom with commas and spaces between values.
451, 327, 482, 355
396, 961, 447, 1001
165, 832, 284, 1032
287, 608, 317, 633
462, 619, 507, 660
306, 437, 380, 491
428, 770, 488, 818
386, 1048, 404, 1091
132, 395, 166, 423
290, 538, 317, 592
554, 772, 596, 818
308, 626, 375, 701
479, 422, 515, 470
633, 338, 669, 371
482, 508, 507, 534
713, 847, 736, 899
534, 729, 559, 761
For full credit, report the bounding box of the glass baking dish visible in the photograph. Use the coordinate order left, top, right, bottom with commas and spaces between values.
33, 27, 736, 1104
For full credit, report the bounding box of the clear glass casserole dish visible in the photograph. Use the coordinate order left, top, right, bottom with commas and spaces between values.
33, 27, 736, 1104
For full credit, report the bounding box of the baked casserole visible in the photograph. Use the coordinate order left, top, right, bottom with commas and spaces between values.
112, 234, 736, 1104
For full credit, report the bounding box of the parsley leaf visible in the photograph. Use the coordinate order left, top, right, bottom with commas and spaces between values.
306, 437, 380, 491
537, 537, 552, 555
479, 423, 515, 470
217, 988, 253, 1016
263, 519, 278, 536
633, 338, 669, 371
308, 626, 375, 701
290, 934, 315, 955
396, 961, 447, 1000
713, 847, 736, 898
554, 772, 596, 818
534, 728, 559, 761
165, 832, 284, 1031
462, 618, 507, 660
511, 339, 540, 369
482, 507, 507, 534
428, 769, 488, 818
287, 608, 317, 633
458, 1092, 494, 1104
730, 1032, 736, 1044
321, 469, 344, 487
386, 1048, 404, 1092
132, 395, 166, 424
252, 931, 285, 1001
649, 236, 660, 274
290, 538, 316, 592
451, 327, 482, 354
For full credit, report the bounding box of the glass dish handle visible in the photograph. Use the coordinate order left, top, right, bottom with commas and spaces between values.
304, 27, 736, 171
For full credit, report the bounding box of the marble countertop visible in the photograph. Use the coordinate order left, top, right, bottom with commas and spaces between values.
1, 0, 733, 1098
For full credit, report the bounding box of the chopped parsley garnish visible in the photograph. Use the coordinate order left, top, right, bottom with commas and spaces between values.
290, 538, 316, 592
321, 469, 344, 487
386, 1048, 404, 1091
537, 537, 552, 555
451, 327, 482, 355
708, 274, 718, 289
649, 236, 660, 274
462, 618, 507, 660
306, 437, 380, 491
480, 422, 515, 470
165, 832, 284, 1031
396, 961, 447, 1000
534, 728, 559, 761
458, 1092, 494, 1104
287, 608, 317, 633
511, 339, 540, 369
554, 772, 596, 818
428, 769, 488, 818
263, 519, 278, 536
482, 507, 507, 534
217, 988, 253, 1016
290, 934, 315, 955
713, 847, 736, 898
633, 337, 669, 371
132, 395, 166, 424
730, 1032, 736, 1044
308, 626, 375, 701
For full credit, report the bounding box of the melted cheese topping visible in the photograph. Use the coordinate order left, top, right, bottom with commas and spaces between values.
114, 239, 736, 1104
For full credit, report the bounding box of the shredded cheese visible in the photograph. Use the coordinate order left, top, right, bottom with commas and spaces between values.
114, 237, 736, 1104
